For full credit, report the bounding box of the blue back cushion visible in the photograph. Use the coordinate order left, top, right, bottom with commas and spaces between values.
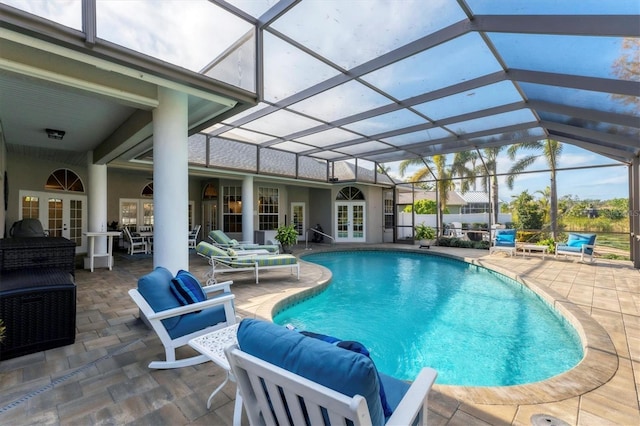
137, 266, 180, 330
170, 270, 206, 305
237, 318, 386, 426
567, 233, 596, 254
300, 331, 393, 418
495, 229, 516, 247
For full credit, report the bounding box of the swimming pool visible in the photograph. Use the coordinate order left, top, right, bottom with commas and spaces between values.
273, 250, 583, 386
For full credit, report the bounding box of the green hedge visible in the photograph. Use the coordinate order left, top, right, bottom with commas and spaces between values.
436, 237, 489, 250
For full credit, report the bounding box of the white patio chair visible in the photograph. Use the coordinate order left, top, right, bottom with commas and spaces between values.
128, 266, 237, 369
447, 222, 464, 238
123, 226, 148, 255
489, 228, 517, 256
555, 233, 597, 262
188, 224, 201, 249
226, 319, 438, 426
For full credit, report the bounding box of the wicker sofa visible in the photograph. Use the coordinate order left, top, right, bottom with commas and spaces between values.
0, 237, 77, 360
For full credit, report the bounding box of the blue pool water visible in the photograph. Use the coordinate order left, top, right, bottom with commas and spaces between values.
273, 251, 583, 386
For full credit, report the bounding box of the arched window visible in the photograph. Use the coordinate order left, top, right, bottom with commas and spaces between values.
45, 169, 84, 192
203, 183, 218, 199
336, 186, 364, 200
142, 182, 153, 197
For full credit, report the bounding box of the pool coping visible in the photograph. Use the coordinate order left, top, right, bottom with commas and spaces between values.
251, 246, 617, 406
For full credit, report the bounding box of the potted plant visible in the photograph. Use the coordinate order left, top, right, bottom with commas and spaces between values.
414, 223, 435, 248
275, 223, 299, 253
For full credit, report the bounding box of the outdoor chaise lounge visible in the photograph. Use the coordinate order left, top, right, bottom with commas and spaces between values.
196, 241, 299, 284
226, 318, 438, 426
128, 266, 237, 369
489, 228, 517, 256
208, 229, 280, 253
555, 232, 597, 263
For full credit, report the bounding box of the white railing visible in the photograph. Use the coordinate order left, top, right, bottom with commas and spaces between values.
397, 212, 513, 239
304, 228, 335, 249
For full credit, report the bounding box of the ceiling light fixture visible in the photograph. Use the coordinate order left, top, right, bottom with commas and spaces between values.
45, 128, 65, 140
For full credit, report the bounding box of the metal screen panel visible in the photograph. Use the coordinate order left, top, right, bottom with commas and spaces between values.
209, 137, 257, 171
259, 148, 297, 177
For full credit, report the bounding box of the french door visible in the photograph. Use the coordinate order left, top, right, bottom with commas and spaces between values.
202, 200, 218, 239
291, 202, 305, 242
19, 190, 87, 253
335, 202, 365, 242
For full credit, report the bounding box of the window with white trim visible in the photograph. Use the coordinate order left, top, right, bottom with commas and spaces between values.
223, 186, 242, 233
258, 187, 279, 231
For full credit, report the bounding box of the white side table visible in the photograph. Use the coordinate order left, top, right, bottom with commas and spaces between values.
521, 244, 548, 259
83, 231, 121, 272
189, 323, 242, 425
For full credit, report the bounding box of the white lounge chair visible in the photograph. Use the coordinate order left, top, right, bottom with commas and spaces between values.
208, 229, 279, 253
225, 319, 438, 426
128, 266, 237, 369
196, 241, 299, 284
489, 228, 517, 256
555, 233, 597, 262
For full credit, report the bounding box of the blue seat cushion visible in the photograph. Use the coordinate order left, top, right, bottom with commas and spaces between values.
379, 373, 410, 413
170, 270, 206, 305
165, 304, 227, 340
138, 266, 181, 330
237, 318, 387, 425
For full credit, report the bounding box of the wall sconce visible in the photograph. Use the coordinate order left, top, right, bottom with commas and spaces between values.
45, 128, 66, 140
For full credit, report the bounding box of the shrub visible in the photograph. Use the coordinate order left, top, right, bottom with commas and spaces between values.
537, 237, 556, 254
516, 231, 540, 243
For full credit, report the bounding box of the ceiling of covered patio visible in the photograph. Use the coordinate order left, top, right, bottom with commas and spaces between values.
1, 0, 638, 180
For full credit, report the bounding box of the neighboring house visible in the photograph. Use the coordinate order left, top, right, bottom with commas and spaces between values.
397, 190, 468, 214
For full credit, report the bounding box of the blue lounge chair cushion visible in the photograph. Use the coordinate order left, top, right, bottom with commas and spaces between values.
565, 233, 596, 254
237, 318, 405, 426
137, 266, 229, 339
495, 229, 516, 246
170, 270, 206, 305
165, 304, 228, 340
138, 266, 181, 330
299, 331, 393, 418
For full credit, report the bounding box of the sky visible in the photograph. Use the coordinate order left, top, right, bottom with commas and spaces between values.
388, 143, 630, 202
4, 0, 633, 204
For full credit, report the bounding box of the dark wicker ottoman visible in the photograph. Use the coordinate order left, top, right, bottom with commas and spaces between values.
0, 237, 76, 277
0, 268, 76, 360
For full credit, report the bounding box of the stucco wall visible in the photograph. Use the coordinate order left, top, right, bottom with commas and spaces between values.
5, 152, 89, 232
0, 137, 6, 238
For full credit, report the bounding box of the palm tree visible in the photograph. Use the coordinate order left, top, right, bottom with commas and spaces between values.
399, 155, 453, 236
451, 151, 479, 193
535, 186, 552, 227
478, 147, 505, 225
507, 139, 563, 239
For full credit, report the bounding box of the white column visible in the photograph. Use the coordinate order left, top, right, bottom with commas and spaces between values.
86, 151, 108, 268
631, 155, 640, 269
242, 175, 254, 243
153, 87, 189, 274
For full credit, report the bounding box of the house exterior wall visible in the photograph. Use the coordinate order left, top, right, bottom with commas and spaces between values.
1, 137, 6, 238
5, 152, 89, 232
308, 187, 332, 239
4, 152, 389, 246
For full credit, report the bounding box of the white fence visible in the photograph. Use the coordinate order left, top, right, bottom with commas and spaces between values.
397, 212, 513, 239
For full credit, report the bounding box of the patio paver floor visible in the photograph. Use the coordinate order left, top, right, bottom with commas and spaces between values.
0, 244, 638, 425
